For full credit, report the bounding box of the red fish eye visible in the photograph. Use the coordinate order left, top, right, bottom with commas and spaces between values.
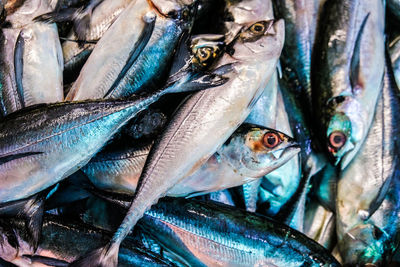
263, 132, 281, 148
328, 131, 347, 149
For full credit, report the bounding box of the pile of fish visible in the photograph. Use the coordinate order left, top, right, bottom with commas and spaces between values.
1, 0, 400, 266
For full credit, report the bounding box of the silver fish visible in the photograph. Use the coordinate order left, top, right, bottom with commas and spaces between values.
66, 0, 197, 100
72, 16, 285, 267
0, 21, 63, 116
0, 68, 226, 203
82, 124, 300, 197
312, 0, 385, 169
336, 55, 400, 265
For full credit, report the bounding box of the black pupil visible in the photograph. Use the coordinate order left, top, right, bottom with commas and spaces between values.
267, 135, 276, 145
333, 134, 343, 144
199, 48, 210, 59
254, 25, 263, 32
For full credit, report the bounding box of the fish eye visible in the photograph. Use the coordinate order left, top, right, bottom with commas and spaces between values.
196, 47, 212, 62
328, 131, 347, 150
263, 132, 282, 148
250, 23, 265, 34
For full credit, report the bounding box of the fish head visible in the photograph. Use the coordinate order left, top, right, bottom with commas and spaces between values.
338, 223, 390, 266
220, 124, 300, 178
229, 19, 285, 63
150, 0, 198, 27
325, 95, 365, 168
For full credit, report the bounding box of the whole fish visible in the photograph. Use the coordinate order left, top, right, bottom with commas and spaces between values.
82, 123, 299, 196
65, 0, 198, 100
336, 55, 400, 265
0, 68, 227, 204
72, 15, 285, 266
0, 215, 175, 266
0, 22, 63, 116
98, 197, 340, 266
312, 0, 385, 169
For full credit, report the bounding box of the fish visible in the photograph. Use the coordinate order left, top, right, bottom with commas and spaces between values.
50, 0, 133, 82
0, 67, 228, 204
312, 0, 385, 169
336, 53, 400, 265
5, 0, 57, 28
71, 16, 285, 266
272, 0, 326, 108
250, 74, 302, 219
0, 21, 64, 116
65, 0, 198, 100
95, 197, 341, 266
0, 214, 176, 266
82, 123, 300, 196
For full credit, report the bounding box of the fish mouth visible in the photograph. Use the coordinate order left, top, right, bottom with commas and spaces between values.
271, 144, 300, 161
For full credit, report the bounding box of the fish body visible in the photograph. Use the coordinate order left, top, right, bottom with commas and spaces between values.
82, 123, 300, 196
62, 0, 132, 80
312, 0, 385, 169
66, 0, 197, 100
137, 198, 341, 267
0, 69, 222, 203
336, 56, 400, 265
0, 215, 174, 266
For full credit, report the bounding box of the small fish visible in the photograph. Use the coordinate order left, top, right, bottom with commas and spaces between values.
335, 53, 400, 265
82, 123, 299, 196
71, 15, 285, 267
98, 197, 341, 266
0, 66, 227, 204
312, 0, 385, 169
66, 0, 198, 100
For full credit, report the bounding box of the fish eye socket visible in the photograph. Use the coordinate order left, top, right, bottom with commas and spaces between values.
250, 23, 265, 34
328, 131, 347, 150
263, 132, 281, 148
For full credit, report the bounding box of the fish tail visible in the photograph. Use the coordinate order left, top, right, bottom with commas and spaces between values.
69, 243, 119, 267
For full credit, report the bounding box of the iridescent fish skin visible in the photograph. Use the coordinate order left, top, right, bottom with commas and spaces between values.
5, 0, 57, 28
82, 124, 300, 197
0, 69, 222, 203
66, 0, 198, 100
80, 14, 285, 266
312, 0, 385, 169
62, 0, 132, 80
139, 198, 340, 266
336, 57, 400, 265
0, 215, 174, 266
272, 0, 326, 107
